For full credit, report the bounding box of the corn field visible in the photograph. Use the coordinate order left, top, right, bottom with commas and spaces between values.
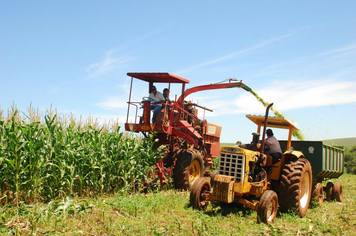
0, 106, 160, 204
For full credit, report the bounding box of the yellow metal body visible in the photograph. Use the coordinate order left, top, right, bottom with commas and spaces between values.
216, 147, 268, 202
212, 115, 304, 211
212, 175, 235, 203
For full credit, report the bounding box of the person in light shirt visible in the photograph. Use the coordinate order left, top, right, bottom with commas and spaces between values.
148, 86, 165, 123
265, 129, 283, 164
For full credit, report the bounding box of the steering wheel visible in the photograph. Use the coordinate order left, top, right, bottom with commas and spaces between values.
142, 97, 154, 102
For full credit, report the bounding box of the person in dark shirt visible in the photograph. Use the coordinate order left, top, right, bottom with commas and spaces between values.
163, 88, 171, 103
265, 129, 283, 164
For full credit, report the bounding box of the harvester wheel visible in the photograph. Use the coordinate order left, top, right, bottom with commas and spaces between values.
279, 158, 312, 217
173, 150, 204, 190
190, 177, 211, 210
333, 182, 343, 202
257, 190, 278, 224
210, 170, 219, 187
325, 182, 334, 201
313, 183, 324, 206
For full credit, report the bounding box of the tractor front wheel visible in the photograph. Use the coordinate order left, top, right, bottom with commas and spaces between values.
190, 177, 211, 210
279, 158, 312, 217
173, 150, 204, 190
257, 190, 278, 224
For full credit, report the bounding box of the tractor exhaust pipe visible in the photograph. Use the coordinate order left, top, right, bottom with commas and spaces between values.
260, 103, 273, 155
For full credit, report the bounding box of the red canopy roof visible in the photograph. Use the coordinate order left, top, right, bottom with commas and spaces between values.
127, 72, 190, 84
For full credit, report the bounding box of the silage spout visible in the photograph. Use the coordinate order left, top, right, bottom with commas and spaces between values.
240, 84, 252, 92
239, 83, 305, 141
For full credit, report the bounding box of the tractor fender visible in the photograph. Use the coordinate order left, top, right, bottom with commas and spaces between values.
282, 150, 305, 162
269, 151, 305, 181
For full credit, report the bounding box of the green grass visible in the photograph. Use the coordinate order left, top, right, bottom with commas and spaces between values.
1, 174, 355, 235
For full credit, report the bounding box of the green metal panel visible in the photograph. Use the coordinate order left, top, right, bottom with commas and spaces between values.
279, 140, 344, 181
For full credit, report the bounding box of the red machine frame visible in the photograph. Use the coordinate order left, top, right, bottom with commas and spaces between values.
124, 72, 250, 186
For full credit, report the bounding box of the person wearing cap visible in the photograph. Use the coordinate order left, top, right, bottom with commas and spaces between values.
148, 86, 165, 123
265, 129, 283, 164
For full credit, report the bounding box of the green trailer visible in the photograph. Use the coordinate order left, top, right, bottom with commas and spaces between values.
280, 140, 344, 204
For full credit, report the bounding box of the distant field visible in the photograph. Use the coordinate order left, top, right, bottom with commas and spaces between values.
322, 137, 356, 147
220, 142, 235, 147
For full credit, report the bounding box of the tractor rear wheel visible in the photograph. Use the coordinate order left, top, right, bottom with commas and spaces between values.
333, 182, 343, 202
279, 158, 312, 217
257, 190, 278, 224
173, 150, 204, 190
190, 177, 211, 210
325, 182, 334, 201
313, 183, 324, 206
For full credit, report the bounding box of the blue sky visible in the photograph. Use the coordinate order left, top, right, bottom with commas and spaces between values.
1, 1, 356, 143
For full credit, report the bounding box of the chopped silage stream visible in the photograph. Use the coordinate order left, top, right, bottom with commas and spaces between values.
240, 84, 305, 140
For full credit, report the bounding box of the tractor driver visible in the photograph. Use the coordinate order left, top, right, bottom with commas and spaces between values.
265, 129, 283, 164
149, 86, 165, 123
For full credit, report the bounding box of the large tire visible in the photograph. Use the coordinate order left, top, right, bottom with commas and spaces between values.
279, 158, 312, 217
333, 182, 343, 202
190, 177, 211, 210
173, 150, 204, 190
313, 183, 324, 206
257, 190, 278, 224
325, 182, 334, 201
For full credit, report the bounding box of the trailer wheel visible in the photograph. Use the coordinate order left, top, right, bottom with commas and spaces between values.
279, 158, 312, 217
210, 170, 219, 187
325, 182, 334, 201
190, 177, 211, 210
313, 183, 324, 206
257, 190, 278, 224
173, 150, 204, 190
333, 182, 343, 202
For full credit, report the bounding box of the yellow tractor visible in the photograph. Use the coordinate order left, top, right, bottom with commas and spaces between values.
190, 104, 313, 224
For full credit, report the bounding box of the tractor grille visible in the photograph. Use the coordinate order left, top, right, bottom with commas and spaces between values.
219, 152, 245, 183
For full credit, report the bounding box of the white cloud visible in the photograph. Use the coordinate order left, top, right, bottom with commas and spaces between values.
269, 80, 356, 110
236, 80, 356, 113
96, 96, 128, 110
86, 29, 163, 78
194, 79, 356, 118
318, 43, 356, 57
86, 49, 133, 77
